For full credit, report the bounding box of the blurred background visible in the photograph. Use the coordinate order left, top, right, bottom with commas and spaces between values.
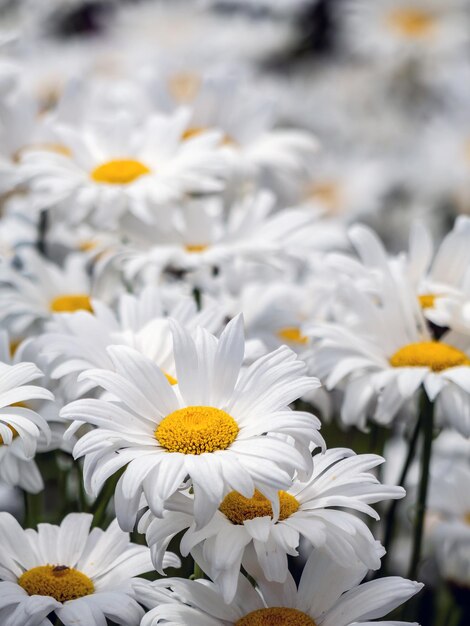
1, 0, 470, 252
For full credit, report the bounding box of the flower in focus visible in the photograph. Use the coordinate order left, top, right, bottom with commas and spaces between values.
140, 448, 405, 602
62, 315, 324, 530
0, 511, 179, 626
136, 544, 423, 626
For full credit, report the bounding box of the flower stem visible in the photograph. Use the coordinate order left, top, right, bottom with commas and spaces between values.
23, 491, 42, 528
380, 414, 421, 575
91, 470, 122, 528
191, 561, 204, 580
407, 391, 434, 581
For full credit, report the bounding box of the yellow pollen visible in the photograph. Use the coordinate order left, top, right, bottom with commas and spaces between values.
168, 72, 201, 102
182, 126, 206, 141
236, 607, 316, 626
50, 294, 93, 314
91, 159, 150, 185
165, 372, 178, 385
0, 425, 19, 446
390, 341, 470, 372
155, 406, 239, 455
387, 8, 436, 38
79, 240, 98, 253
418, 294, 437, 309
185, 244, 208, 253
307, 181, 341, 213
219, 490, 299, 524
18, 565, 94, 603
9, 339, 22, 356
277, 327, 308, 346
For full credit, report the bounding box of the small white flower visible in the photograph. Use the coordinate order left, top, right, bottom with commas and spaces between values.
62, 315, 324, 530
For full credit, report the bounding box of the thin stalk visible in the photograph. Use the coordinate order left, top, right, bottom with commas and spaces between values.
23, 491, 42, 528
91, 471, 122, 528
407, 391, 434, 581
190, 561, 204, 580
380, 414, 421, 575
37, 209, 48, 256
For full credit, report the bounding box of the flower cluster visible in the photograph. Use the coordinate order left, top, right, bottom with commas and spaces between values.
1, 0, 470, 625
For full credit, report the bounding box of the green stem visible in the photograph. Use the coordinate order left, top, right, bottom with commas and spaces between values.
380, 415, 421, 575
407, 391, 434, 581
91, 471, 122, 528
190, 561, 204, 580
23, 491, 42, 528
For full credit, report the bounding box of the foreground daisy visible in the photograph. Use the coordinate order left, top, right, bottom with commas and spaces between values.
0, 512, 179, 626
140, 448, 405, 602
62, 315, 324, 529
137, 544, 423, 626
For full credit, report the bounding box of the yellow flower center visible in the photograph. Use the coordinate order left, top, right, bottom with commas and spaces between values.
18, 565, 94, 603
185, 244, 208, 254
306, 181, 341, 213
219, 489, 299, 524
387, 8, 436, 38
418, 294, 437, 309
182, 127, 207, 141
91, 159, 151, 185
0, 425, 19, 446
50, 294, 93, 314
155, 406, 239, 454
277, 327, 308, 346
236, 608, 316, 626
390, 341, 470, 372
464, 512, 470, 526
168, 72, 201, 102
9, 339, 22, 356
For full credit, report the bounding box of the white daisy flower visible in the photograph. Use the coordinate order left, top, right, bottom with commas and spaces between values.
307, 237, 470, 435
140, 448, 405, 602
0, 332, 53, 493
121, 191, 325, 280
41, 285, 224, 395
62, 315, 324, 530
339, 0, 470, 63
19, 108, 227, 228
137, 544, 423, 626
0, 511, 178, 626
0, 249, 113, 337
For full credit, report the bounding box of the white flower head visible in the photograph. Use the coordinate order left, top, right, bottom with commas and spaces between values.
137, 544, 423, 626
140, 448, 405, 602
19, 108, 227, 229
308, 225, 470, 435
0, 512, 179, 626
62, 314, 324, 530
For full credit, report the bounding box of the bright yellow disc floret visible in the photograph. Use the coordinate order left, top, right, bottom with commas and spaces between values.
91, 159, 150, 185
18, 565, 94, 603
219, 489, 299, 524
50, 294, 93, 314
387, 8, 436, 38
236, 607, 316, 626
277, 327, 308, 346
389, 341, 470, 372
155, 406, 239, 454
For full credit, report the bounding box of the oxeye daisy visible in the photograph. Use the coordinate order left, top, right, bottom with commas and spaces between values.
41, 285, 224, 390
0, 249, 112, 337
136, 545, 423, 626
308, 225, 470, 435
0, 511, 179, 626
339, 0, 470, 63
62, 314, 324, 530
121, 191, 325, 280
0, 332, 53, 492
19, 108, 227, 228
139, 448, 405, 602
